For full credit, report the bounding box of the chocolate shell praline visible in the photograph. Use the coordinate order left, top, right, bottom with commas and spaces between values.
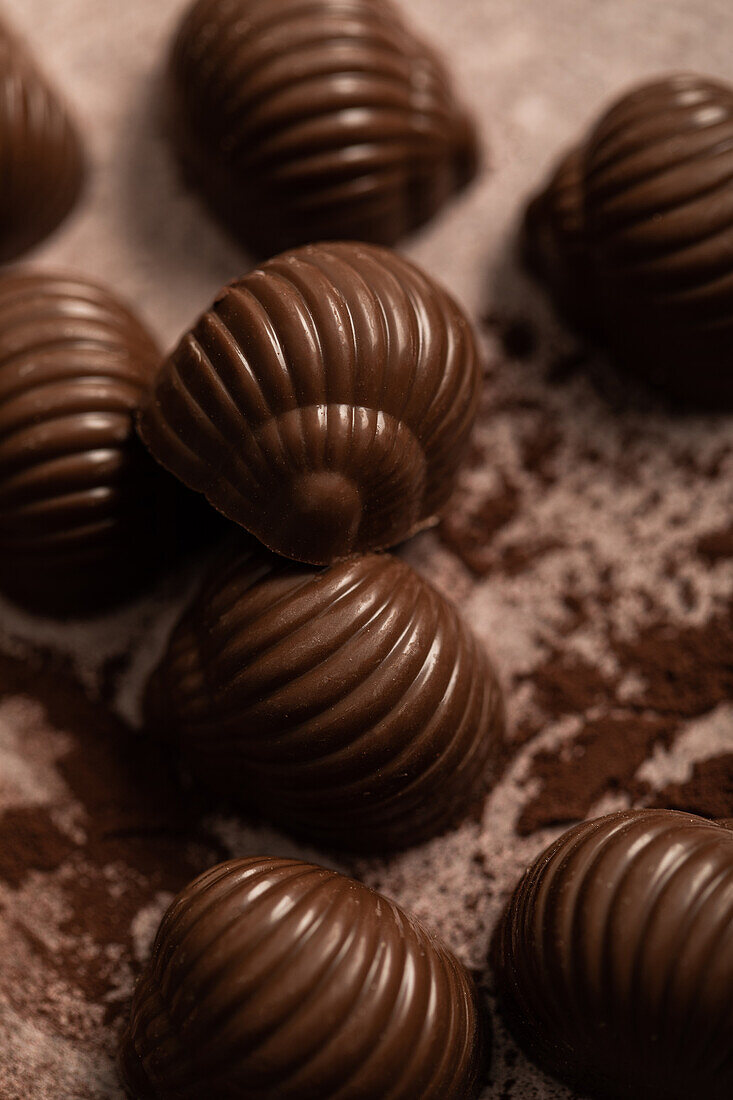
167, 0, 479, 255
0, 272, 167, 614
138, 241, 481, 566
119, 856, 488, 1100
145, 547, 504, 852
0, 18, 83, 261
524, 74, 733, 404
495, 809, 733, 1100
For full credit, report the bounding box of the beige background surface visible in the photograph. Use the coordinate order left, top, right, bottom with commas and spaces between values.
0, 1, 732, 1097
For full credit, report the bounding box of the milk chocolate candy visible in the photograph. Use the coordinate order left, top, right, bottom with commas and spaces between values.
146, 547, 504, 852
525, 74, 733, 404
168, 0, 479, 255
139, 242, 481, 565
120, 856, 488, 1100
0, 18, 83, 261
496, 809, 733, 1100
0, 272, 166, 614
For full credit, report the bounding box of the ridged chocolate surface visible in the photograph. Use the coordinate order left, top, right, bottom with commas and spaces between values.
168, 0, 479, 255
139, 242, 481, 565
0, 272, 164, 614
0, 18, 83, 261
496, 809, 733, 1100
524, 73, 733, 403
522, 145, 595, 334
120, 857, 487, 1100
146, 547, 503, 852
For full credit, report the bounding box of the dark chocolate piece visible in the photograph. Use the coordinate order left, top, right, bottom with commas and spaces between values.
146, 546, 504, 852
139, 241, 481, 565
120, 856, 488, 1100
0, 19, 83, 261
167, 0, 479, 255
0, 272, 166, 614
524, 74, 733, 404
495, 809, 733, 1100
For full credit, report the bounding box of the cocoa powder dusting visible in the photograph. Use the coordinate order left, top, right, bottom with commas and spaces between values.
0, 651, 222, 1048
517, 715, 677, 835
647, 753, 733, 819
0, 807, 76, 889
440, 479, 522, 576
697, 525, 733, 564
613, 611, 733, 719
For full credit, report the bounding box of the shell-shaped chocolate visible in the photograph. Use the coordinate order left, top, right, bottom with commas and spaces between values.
524, 74, 733, 402
120, 857, 488, 1100
146, 548, 503, 852
139, 242, 481, 565
496, 809, 733, 1100
168, 0, 479, 255
0, 272, 165, 614
0, 19, 83, 261
522, 145, 596, 335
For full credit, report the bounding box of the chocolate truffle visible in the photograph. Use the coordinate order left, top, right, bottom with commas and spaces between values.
495, 809, 733, 1100
0, 18, 83, 261
0, 272, 165, 614
168, 0, 479, 256
139, 242, 481, 565
524, 74, 733, 404
146, 547, 503, 852
120, 856, 488, 1100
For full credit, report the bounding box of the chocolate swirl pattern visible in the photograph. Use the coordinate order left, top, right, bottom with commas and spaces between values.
496, 809, 733, 1100
0, 272, 165, 614
524, 74, 733, 402
120, 857, 488, 1100
168, 0, 479, 254
146, 547, 503, 852
139, 242, 481, 565
0, 19, 83, 261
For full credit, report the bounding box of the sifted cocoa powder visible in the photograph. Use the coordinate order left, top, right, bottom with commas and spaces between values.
516, 715, 676, 835
697, 526, 733, 564
647, 753, 733, 819
511, 607, 733, 833
0, 651, 222, 1041
440, 479, 522, 576
612, 610, 733, 719
0, 807, 76, 889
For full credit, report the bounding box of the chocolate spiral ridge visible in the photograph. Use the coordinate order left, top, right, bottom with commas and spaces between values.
146, 547, 503, 851
168, 0, 479, 253
0, 271, 163, 613
496, 808, 733, 1100
139, 241, 481, 565
524, 72, 733, 402
120, 856, 488, 1099
0, 19, 83, 260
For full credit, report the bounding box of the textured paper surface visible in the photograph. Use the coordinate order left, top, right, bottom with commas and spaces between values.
0, 1, 732, 1097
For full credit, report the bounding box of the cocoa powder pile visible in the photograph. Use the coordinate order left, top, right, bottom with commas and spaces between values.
1, 1, 732, 1098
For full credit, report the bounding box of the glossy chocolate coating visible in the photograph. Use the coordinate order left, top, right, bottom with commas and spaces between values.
0, 272, 165, 614
168, 0, 479, 256
525, 74, 733, 403
146, 547, 503, 852
496, 809, 733, 1100
120, 857, 488, 1100
0, 19, 83, 261
139, 242, 481, 565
